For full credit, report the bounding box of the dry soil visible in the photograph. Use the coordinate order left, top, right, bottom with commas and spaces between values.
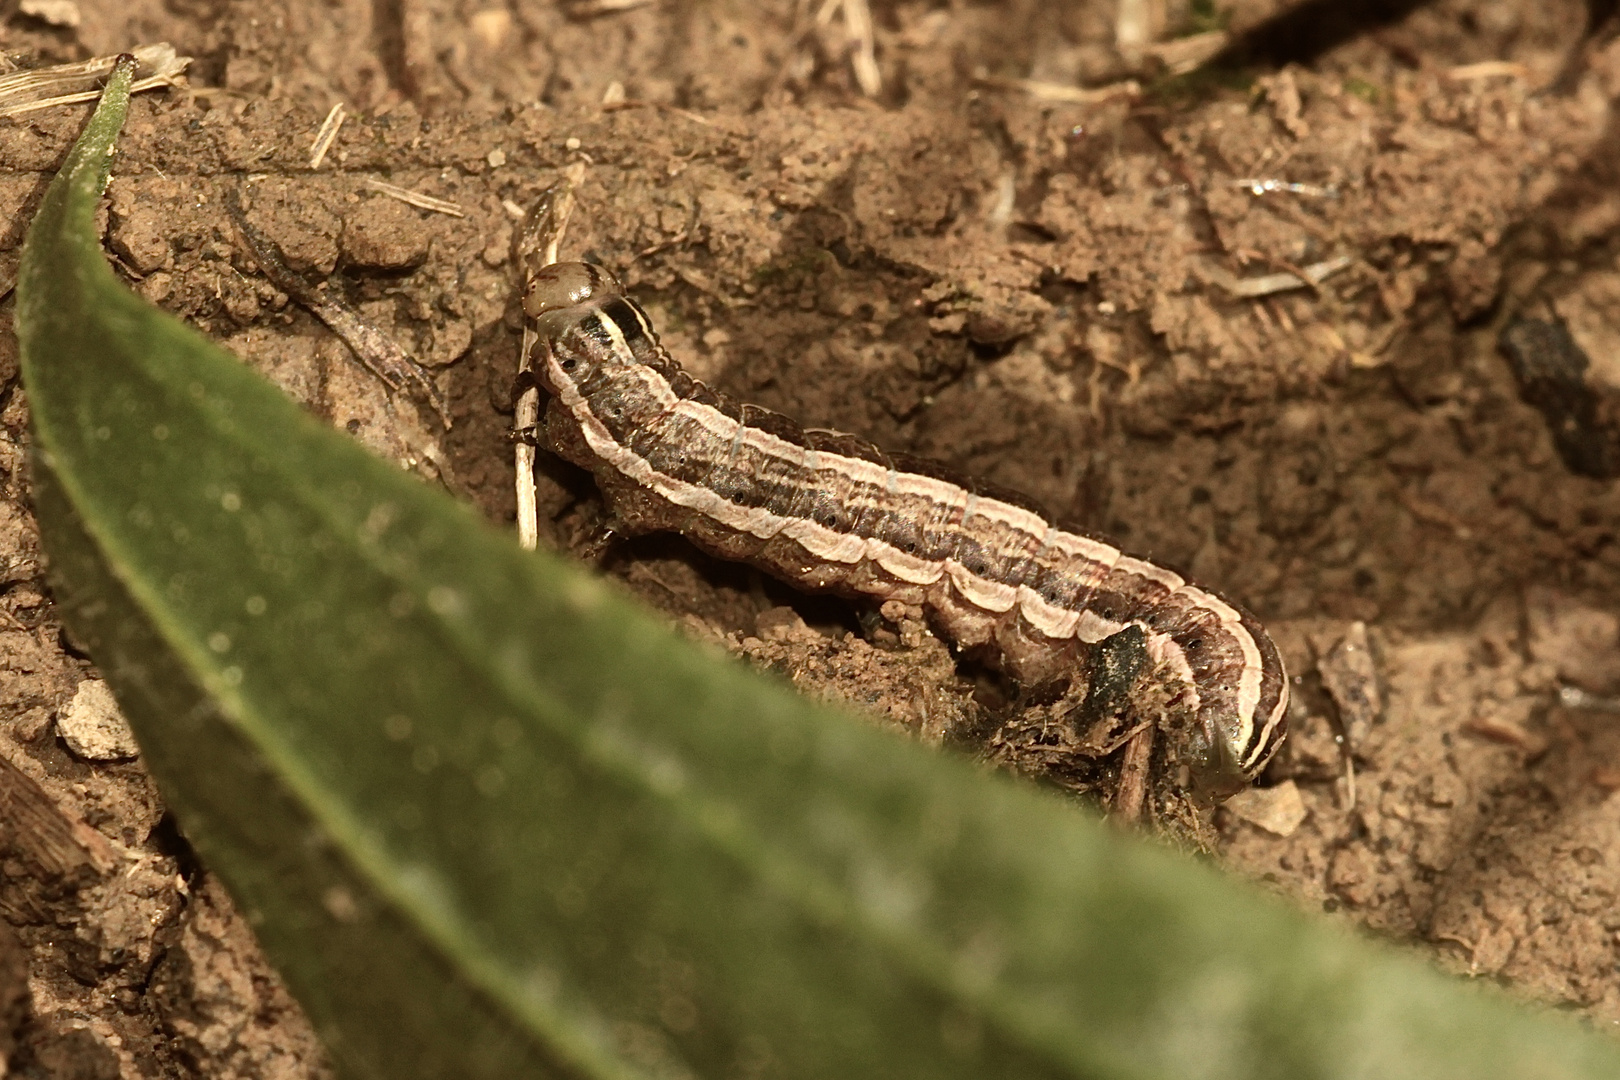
5, 1, 1620, 1075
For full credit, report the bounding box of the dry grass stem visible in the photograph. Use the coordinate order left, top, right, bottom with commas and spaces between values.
308, 102, 346, 170
843, 0, 881, 97
514, 161, 589, 550
601, 98, 717, 126
565, 0, 654, 16
1232, 177, 1339, 199
0, 42, 188, 118
361, 178, 466, 218
971, 71, 1141, 104
1198, 254, 1353, 298
1144, 30, 1228, 74
1444, 60, 1531, 82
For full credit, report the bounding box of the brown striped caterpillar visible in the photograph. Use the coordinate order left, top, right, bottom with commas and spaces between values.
521, 261, 1289, 798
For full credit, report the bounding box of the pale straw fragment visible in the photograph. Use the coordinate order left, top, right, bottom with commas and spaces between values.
514, 161, 589, 551
970, 71, 1141, 105
565, 0, 654, 15
1143, 30, 1228, 74
842, 0, 881, 97
1197, 255, 1354, 299
308, 102, 346, 170
361, 178, 466, 218
815, 0, 881, 97
0, 42, 189, 118
1443, 60, 1531, 83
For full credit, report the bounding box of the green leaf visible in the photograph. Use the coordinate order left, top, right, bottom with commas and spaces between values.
17, 60, 1620, 1080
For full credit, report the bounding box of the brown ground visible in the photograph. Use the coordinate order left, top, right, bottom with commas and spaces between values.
5, 0, 1620, 1074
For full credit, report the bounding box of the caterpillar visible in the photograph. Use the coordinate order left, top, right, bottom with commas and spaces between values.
521, 261, 1289, 798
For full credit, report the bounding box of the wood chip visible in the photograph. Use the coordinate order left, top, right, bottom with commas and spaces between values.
0, 753, 120, 876
1109, 725, 1154, 824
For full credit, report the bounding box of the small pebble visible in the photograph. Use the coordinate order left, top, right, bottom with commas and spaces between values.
58, 679, 141, 761
1225, 780, 1307, 837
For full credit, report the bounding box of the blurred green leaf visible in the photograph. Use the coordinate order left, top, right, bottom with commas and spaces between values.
16, 58, 1620, 1080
